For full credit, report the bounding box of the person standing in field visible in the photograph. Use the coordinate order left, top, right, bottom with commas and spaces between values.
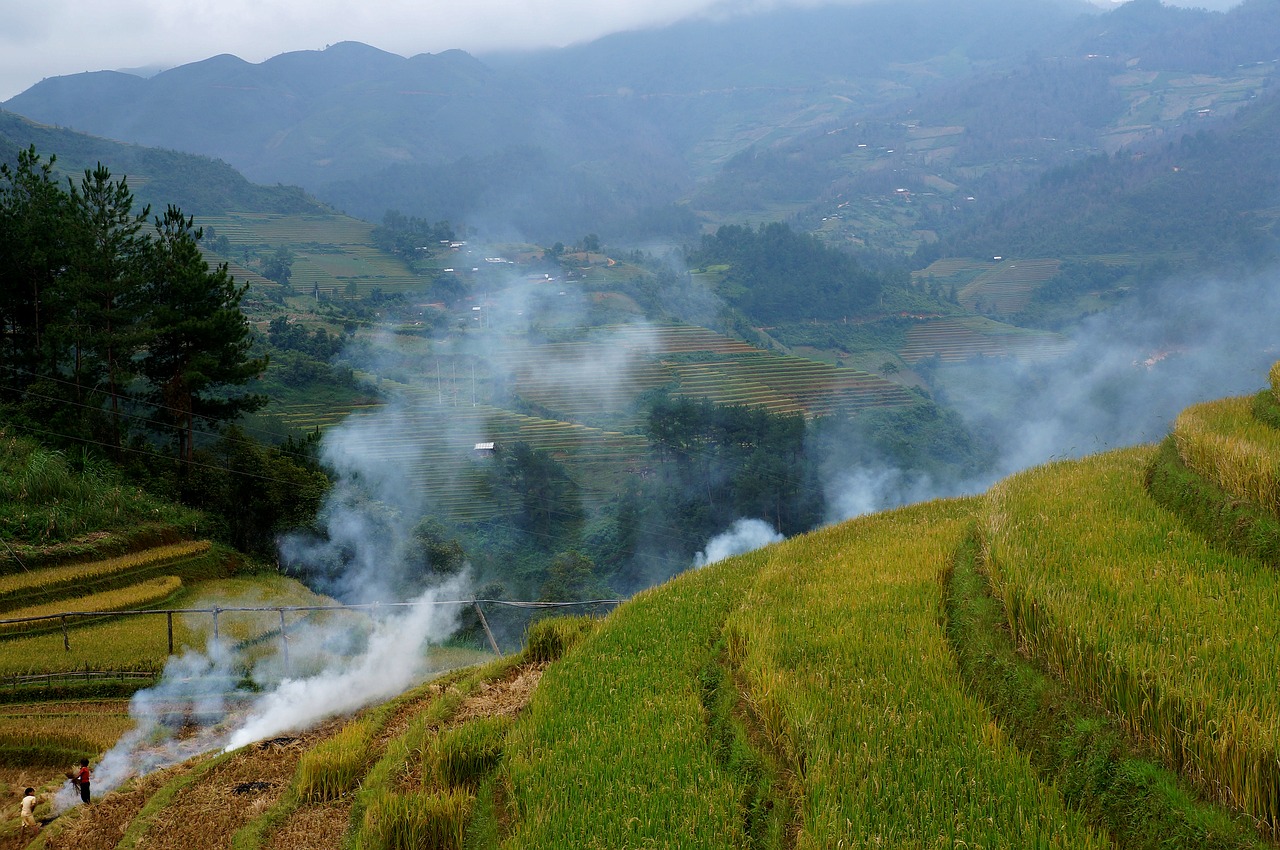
20, 787, 38, 835
71, 759, 90, 803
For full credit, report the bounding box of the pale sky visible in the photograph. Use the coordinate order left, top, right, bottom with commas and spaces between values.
0, 0, 1245, 102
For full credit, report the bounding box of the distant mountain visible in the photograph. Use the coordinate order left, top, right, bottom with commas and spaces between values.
0, 110, 326, 217
2, 0, 1096, 241
7, 0, 1278, 252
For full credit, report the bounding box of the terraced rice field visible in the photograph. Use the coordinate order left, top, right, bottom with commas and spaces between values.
982, 445, 1280, 829
314, 398, 649, 522
956, 258, 1062, 314
670, 352, 914, 415
502, 324, 915, 421
899, 317, 1074, 363
264, 323, 917, 520
262, 400, 387, 432
912, 258, 997, 285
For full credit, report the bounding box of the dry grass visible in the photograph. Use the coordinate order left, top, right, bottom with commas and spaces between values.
121, 721, 344, 850
264, 797, 350, 850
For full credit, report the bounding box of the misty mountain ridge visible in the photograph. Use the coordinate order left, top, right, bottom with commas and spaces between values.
0, 110, 325, 217
5, 0, 1278, 249
3, 0, 1100, 237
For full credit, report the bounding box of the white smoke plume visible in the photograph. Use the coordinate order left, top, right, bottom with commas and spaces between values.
822, 270, 1280, 519
694, 518, 784, 567
65, 577, 468, 808
223, 575, 468, 752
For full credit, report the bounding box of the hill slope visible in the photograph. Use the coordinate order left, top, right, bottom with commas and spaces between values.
11, 364, 1280, 847
0, 110, 325, 217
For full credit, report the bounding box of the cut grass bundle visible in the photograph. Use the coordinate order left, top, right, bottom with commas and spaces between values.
294, 714, 381, 803
360, 789, 472, 850
427, 715, 511, 790
521, 615, 597, 663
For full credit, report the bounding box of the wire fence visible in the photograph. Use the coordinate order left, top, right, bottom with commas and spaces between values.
0, 597, 623, 660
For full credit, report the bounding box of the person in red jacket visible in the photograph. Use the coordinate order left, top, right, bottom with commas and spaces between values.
71, 759, 90, 804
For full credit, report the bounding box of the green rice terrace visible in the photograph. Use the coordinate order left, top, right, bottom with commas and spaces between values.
6, 347, 1280, 848
898, 316, 1074, 364
256, 323, 917, 522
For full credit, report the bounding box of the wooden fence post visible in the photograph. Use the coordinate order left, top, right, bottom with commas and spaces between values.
167, 611, 174, 655
278, 608, 290, 676
61, 615, 69, 652
474, 601, 502, 657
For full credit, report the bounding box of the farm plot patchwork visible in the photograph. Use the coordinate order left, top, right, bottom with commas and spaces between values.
263, 323, 915, 520
312, 399, 650, 522
670, 351, 916, 417
199, 213, 429, 297
498, 324, 914, 421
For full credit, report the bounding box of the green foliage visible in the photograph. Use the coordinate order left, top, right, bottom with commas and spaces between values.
138, 206, 268, 461
0, 430, 207, 548
176, 426, 329, 558
644, 393, 822, 535
294, 714, 382, 803
360, 789, 473, 850
688, 222, 889, 323
372, 211, 454, 271
0, 149, 269, 467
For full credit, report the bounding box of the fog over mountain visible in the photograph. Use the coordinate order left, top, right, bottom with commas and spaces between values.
12, 0, 1274, 246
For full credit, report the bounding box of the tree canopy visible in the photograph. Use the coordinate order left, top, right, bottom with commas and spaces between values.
0, 146, 266, 461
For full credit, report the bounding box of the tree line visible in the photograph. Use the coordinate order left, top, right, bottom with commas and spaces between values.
0, 146, 265, 461
0, 147, 328, 558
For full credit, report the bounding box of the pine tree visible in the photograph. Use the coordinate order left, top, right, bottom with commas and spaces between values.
62, 164, 150, 442
0, 147, 74, 383
137, 206, 267, 463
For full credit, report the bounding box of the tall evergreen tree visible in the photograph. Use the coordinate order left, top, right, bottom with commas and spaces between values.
63, 164, 150, 442
137, 206, 267, 463
0, 147, 73, 385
